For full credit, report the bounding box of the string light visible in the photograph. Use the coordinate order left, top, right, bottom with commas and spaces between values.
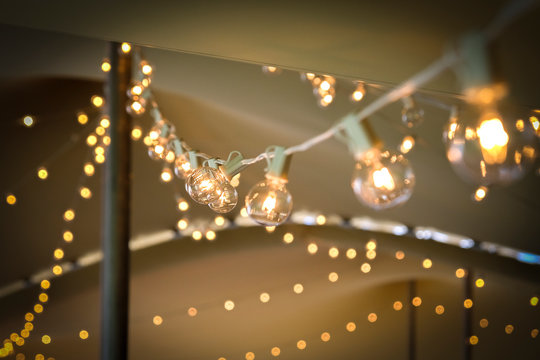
259, 292, 270, 303
393, 301, 403, 311
367, 313, 378, 323
283, 232, 294, 244
187, 307, 198, 317
152, 316, 163, 326
120, 42, 131, 53
79, 330, 89, 340
224, 300, 235, 311
412, 297, 422, 307
530, 296, 539, 306
77, 112, 88, 125
473, 186, 488, 202
131, 126, 142, 140
262, 65, 281, 75
328, 247, 339, 258
400, 136, 416, 154
479, 318, 489, 328
100, 58, 111, 72
37, 167, 48, 180
6, 194, 17, 205
63, 209, 75, 222
205, 230, 216, 241
214, 216, 226, 226
63, 230, 73, 242
91, 95, 104, 108
53, 249, 64, 260
464, 299, 473, 308
328, 272, 339, 282
422, 258, 433, 269
192, 230, 202, 241
361, 263, 371, 273
83, 163, 95, 176
296, 340, 307, 350
160, 167, 173, 183
320, 332, 331, 342
307, 243, 318, 254
435, 305, 445, 315
79, 187, 92, 199
177, 219, 188, 230
346, 322, 357, 332
455, 268, 466, 278
22, 115, 35, 127
475, 278, 485, 288
469, 335, 479, 345
505, 324, 514, 334
395, 251, 405, 260
293, 283, 304, 294
86, 134, 98, 146
346, 248, 357, 259
270, 347, 280, 357
351, 82, 366, 102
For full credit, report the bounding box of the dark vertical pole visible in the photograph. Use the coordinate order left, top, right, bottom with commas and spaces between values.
100, 42, 132, 360
408, 280, 417, 360
463, 269, 473, 360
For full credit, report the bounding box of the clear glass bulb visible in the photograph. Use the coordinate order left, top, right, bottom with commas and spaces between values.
126, 97, 146, 116
209, 183, 238, 213
444, 106, 537, 185
245, 175, 293, 226
351, 149, 415, 210
147, 120, 175, 161
174, 154, 192, 179
186, 167, 224, 204
401, 103, 424, 128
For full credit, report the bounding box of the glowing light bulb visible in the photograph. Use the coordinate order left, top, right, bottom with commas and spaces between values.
131, 126, 142, 140
140, 61, 153, 76
91, 95, 104, 108
174, 154, 192, 178
160, 167, 173, 183
127, 97, 146, 116
37, 167, 48, 180
121, 42, 131, 53
209, 183, 238, 213
22, 115, 35, 127
352, 149, 415, 210
245, 175, 293, 226
128, 82, 144, 97
186, 166, 224, 204
400, 136, 415, 154
77, 112, 88, 125
473, 186, 488, 202
351, 82, 366, 102
444, 106, 537, 185
147, 120, 175, 160
100, 58, 111, 72
401, 97, 424, 128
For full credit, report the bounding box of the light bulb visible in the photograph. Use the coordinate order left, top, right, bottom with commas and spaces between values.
127, 97, 146, 116
128, 82, 144, 97
401, 98, 424, 128
160, 167, 173, 183
209, 183, 238, 213
173, 154, 191, 178
245, 175, 292, 226
444, 105, 537, 185
351, 82, 366, 102
352, 148, 415, 210
186, 166, 224, 204
147, 120, 175, 161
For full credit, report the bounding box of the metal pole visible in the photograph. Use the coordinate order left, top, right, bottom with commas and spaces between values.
100, 42, 132, 360
463, 269, 473, 360
408, 280, 417, 360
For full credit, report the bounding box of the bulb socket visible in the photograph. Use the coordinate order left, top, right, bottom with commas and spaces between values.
266, 146, 292, 180
220, 151, 246, 180
341, 114, 381, 158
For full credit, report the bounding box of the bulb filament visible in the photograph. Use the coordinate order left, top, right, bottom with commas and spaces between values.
372, 167, 396, 191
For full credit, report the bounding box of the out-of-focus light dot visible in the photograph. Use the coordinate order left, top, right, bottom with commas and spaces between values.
131, 85, 143, 96
91, 95, 104, 108
328, 272, 339, 282
531, 329, 539, 338
345, 248, 357, 259
102, 136, 111, 146
283, 232, 294, 244
473, 186, 488, 202
95, 145, 105, 155
142, 64, 153, 76
205, 230, 216, 241
16, 338, 25, 346
84, 163, 95, 176
41, 335, 51, 345
224, 300, 235, 311
455, 268, 466, 278
366, 240, 377, 250
165, 150, 175, 163
86, 134, 98, 146
23, 115, 35, 127
346, 322, 356, 332
101, 59, 111, 72
245, 352, 255, 360
530, 296, 539, 306
515, 119, 525, 131
63, 209, 75, 222
10, 333, 19, 342
475, 278, 485, 288
214, 216, 225, 226
80, 187, 92, 199
307, 243, 318, 254
361, 263, 371, 273
15, 353, 25, 360
240, 207, 248, 217
230, 173, 241, 187
63, 230, 73, 243
393, 301, 403, 311
422, 258, 432, 269
121, 42, 131, 53
95, 154, 106, 164
100, 117, 110, 128
53, 248, 64, 260
25, 313, 34, 322
37, 167, 48, 180
368, 313, 378, 323
153, 316, 163, 326
218, 358, 226, 360
320, 332, 331, 342
400, 136, 415, 154
77, 112, 88, 125
265, 226, 275, 233
177, 219, 188, 230
192, 230, 202, 241
24, 322, 33, 331
79, 330, 89, 340
260, 292, 270, 303
143, 136, 152, 146
34, 304, 43, 313
395, 250, 405, 260
366, 250, 376, 260
412, 297, 422, 307
329, 247, 339, 258
505, 325, 514, 334
464, 299, 473, 308
35, 354, 44, 360
316, 215, 326, 225
479, 318, 489, 328
469, 335, 479, 345
21, 330, 29, 338
131, 126, 143, 140
52, 265, 62, 275
6, 194, 17, 205
39, 293, 48, 302
40, 280, 50, 290
293, 283, 304, 294
435, 305, 445, 315
187, 307, 198, 317
297, 340, 307, 350
160, 168, 173, 182
270, 347, 280, 357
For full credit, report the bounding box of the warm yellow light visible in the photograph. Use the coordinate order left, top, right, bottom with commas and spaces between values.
435, 305, 445, 315
240, 207, 248, 217
205, 230, 216, 241
83, 163, 95, 176
25, 313, 34, 322
531, 329, 539, 338
366, 240, 377, 250
346, 248, 357, 259
395, 250, 405, 260
192, 230, 202, 241
142, 78, 151, 87
131, 85, 143, 96
464, 299, 473, 308
422, 258, 432, 269
130, 100, 143, 113
505, 324, 514, 334
160, 168, 173, 182
95, 154, 106, 164
367, 313, 378, 323
214, 216, 225, 226
366, 250, 376, 260
307, 243, 318, 254
20, 329, 29, 338
475, 278, 485, 288
6, 194, 17, 205
187, 307, 198, 317
393, 301, 403, 311
469, 335, 479, 345
121, 42, 131, 53
63, 209, 75, 222
101, 59, 111, 72
530, 116, 540, 133
35, 354, 44, 360
531, 296, 539, 306
10, 333, 19, 342
39, 293, 48, 303
259, 292, 270, 303
178, 200, 189, 211
53, 249, 64, 260
261, 192, 277, 213
95, 145, 105, 155
473, 186, 488, 202
86, 134, 98, 146
316, 214, 326, 225
63, 230, 73, 243
37, 167, 48, 180
79, 330, 89, 340
270, 347, 280, 357
361, 263, 371, 273
400, 136, 415, 154
283, 232, 294, 244
152, 315, 163, 326
24, 322, 33, 331
329, 247, 339, 258
99, 118, 110, 129
230, 173, 241, 187
79, 187, 92, 199
479, 318, 489, 328
293, 283, 304, 294
40, 280, 50, 290
34, 304, 43, 313
372, 167, 396, 190
141, 64, 153, 76
346, 322, 356, 332
477, 117, 509, 164
245, 352, 255, 360
320, 332, 331, 342
22, 115, 35, 127
455, 268, 466, 278
91, 95, 104, 108
15, 338, 24, 346
177, 219, 188, 230
77, 112, 88, 125
52, 265, 62, 275
412, 297, 422, 307
296, 340, 307, 350
515, 119, 525, 132
224, 300, 235, 311
41, 335, 51, 344
328, 272, 339, 282
102, 135, 111, 146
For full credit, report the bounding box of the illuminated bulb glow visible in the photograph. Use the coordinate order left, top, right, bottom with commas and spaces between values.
192, 231, 202, 241
23, 115, 35, 127
121, 42, 131, 53
131, 127, 142, 140
476, 117, 509, 164
63, 231, 73, 242
224, 300, 235, 311
346, 248, 357, 259
101, 60, 111, 72
293, 283, 304, 294
6, 194, 16, 205
177, 219, 188, 230
372, 167, 396, 190
91, 96, 104, 108
473, 186, 488, 202
307, 243, 318, 254
37, 167, 48, 180
79, 330, 89, 340
214, 216, 226, 226
283, 232, 294, 244
329, 247, 339, 258
178, 200, 189, 211
152, 316, 163, 326
400, 136, 415, 153
205, 230, 216, 241
84, 163, 95, 176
